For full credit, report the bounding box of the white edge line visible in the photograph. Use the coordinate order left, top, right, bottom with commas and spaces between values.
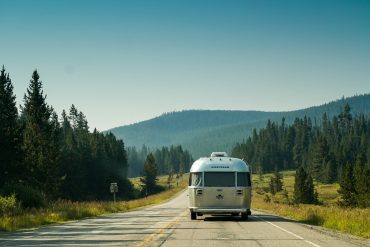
251, 215, 322, 247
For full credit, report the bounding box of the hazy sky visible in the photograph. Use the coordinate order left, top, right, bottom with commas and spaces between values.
1, 0, 370, 130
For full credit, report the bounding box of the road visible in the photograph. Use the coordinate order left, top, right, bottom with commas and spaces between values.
0, 191, 368, 247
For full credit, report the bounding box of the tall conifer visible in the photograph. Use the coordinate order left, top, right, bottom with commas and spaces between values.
22, 70, 60, 198
0, 66, 21, 185
269, 168, 283, 194
140, 153, 158, 194
338, 162, 355, 207
294, 166, 317, 204
353, 160, 370, 207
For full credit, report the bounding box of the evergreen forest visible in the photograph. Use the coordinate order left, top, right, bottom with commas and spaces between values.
0, 67, 192, 206
127, 145, 193, 177
110, 94, 370, 158
232, 105, 370, 207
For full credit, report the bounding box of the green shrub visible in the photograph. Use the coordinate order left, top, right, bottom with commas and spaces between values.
254, 187, 265, 195
1, 183, 45, 208
0, 194, 18, 216
273, 190, 292, 205
264, 194, 271, 203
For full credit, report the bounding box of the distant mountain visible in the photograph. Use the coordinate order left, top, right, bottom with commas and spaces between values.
108, 94, 370, 158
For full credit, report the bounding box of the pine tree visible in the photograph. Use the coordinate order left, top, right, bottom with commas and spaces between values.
276, 169, 283, 192
310, 136, 329, 182
22, 70, 60, 198
59, 109, 84, 200
69, 104, 79, 129
269, 168, 283, 194
353, 160, 370, 207
304, 173, 317, 204
338, 162, 355, 207
338, 103, 352, 132
323, 159, 336, 183
294, 166, 317, 204
140, 153, 158, 195
0, 66, 21, 186
294, 166, 306, 203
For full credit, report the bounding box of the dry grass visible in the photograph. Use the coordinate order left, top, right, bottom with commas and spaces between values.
3, 171, 368, 238
0, 174, 188, 232
252, 171, 370, 238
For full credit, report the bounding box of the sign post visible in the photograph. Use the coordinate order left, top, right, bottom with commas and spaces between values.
110, 182, 118, 202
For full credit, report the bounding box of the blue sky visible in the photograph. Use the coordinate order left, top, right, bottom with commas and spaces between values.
1, 0, 370, 130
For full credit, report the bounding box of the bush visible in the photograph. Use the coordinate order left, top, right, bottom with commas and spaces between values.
273, 190, 293, 205
255, 187, 265, 195
264, 194, 271, 203
1, 183, 46, 208
304, 208, 324, 225
0, 194, 18, 216
118, 179, 135, 200
140, 185, 165, 197
261, 186, 270, 193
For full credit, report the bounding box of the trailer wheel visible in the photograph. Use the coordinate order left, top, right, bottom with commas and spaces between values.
241, 212, 248, 221
191, 212, 197, 220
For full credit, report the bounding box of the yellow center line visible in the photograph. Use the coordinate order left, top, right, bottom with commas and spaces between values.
135, 210, 188, 247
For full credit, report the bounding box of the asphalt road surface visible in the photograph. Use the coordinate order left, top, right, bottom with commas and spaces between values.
0, 191, 369, 247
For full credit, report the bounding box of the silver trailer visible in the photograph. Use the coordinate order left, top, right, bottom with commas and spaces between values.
188, 152, 252, 220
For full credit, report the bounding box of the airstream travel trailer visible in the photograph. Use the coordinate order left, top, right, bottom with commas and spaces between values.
188, 152, 252, 220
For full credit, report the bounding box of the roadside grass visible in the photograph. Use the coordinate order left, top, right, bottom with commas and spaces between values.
0, 174, 188, 232
252, 171, 370, 238
3, 170, 369, 238
130, 173, 181, 191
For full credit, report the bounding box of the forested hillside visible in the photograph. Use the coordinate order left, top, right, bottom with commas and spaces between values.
109, 110, 278, 150
109, 94, 370, 158
232, 104, 370, 207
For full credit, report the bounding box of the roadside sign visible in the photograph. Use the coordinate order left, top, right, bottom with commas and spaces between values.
110, 182, 118, 202
110, 182, 118, 193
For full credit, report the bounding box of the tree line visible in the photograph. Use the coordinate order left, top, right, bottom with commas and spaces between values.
1, 66, 194, 207
232, 104, 370, 207
127, 145, 193, 177
0, 67, 132, 204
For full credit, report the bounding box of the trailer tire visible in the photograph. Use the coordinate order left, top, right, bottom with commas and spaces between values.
241, 212, 248, 221
191, 212, 197, 220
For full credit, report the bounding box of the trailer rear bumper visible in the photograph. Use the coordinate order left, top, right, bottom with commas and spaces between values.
190, 207, 251, 215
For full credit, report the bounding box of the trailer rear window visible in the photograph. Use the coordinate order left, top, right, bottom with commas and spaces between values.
237, 172, 251, 187
204, 172, 235, 187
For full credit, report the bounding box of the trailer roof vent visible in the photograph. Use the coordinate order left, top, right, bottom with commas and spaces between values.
210, 152, 228, 157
